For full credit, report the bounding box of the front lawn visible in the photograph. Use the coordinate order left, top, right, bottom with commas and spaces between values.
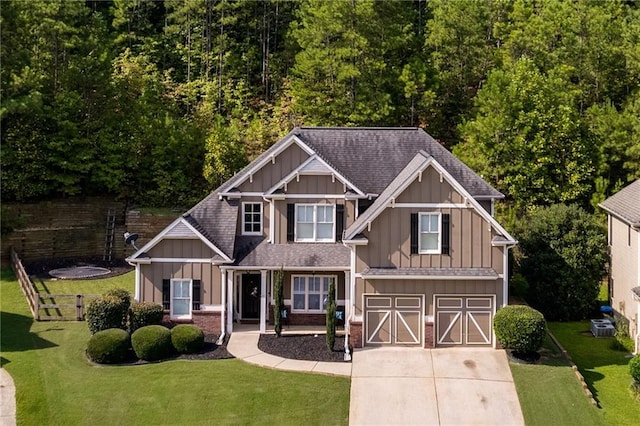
548, 321, 637, 425
1, 269, 350, 425
509, 334, 603, 426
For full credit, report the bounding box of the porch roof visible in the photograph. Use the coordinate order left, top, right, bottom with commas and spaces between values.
234, 236, 350, 268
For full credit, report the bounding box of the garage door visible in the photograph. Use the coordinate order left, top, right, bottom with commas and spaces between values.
435, 296, 494, 346
365, 295, 423, 346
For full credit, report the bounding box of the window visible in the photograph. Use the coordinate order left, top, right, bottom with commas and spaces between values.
419, 213, 441, 254
242, 202, 262, 235
292, 275, 334, 312
171, 279, 192, 319
295, 204, 335, 242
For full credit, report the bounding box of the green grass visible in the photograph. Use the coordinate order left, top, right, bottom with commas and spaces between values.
32, 272, 135, 296
548, 321, 637, 425
509, 334, 603, 426
1, 269, 350, 425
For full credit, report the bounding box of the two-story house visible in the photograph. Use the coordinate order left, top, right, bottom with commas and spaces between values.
600, 179, 640, 354
126, 127, 517, 349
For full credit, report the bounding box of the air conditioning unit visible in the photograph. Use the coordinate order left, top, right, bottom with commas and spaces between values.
591, 319, 615, 337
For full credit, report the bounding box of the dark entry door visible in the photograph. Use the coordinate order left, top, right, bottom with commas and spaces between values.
242, 274, 261, 319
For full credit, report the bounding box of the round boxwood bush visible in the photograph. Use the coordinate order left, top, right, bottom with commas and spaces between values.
630, 355, 640, 384
494, 305, 546, 356
129, 302, 164, 332
131, 325, 173, 361
86, 328, 131, 364
171, 324, 205, 354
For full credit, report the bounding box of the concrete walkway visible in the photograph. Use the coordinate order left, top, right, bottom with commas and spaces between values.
0, 368, 16, 426
226, 330, 352, 377
349, 347, 524, 426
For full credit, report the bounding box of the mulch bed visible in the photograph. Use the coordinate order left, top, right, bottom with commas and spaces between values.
174, 334, 234, 361
25, 257, 133, 279
258, 334, 347, 362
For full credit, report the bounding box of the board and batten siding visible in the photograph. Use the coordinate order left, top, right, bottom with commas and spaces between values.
395, 167, 464, 204
273, 198, 356, 244
283, 174, 347, 195
355, 206, 504, 273
354, 278, 503, 317
140, 262, 222, 307
237, 143, 310, 192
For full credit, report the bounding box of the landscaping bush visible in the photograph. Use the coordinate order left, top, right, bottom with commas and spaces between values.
86, 328, 131, 364
494, 305, 546, 356
129, 302, 164, 332
86, 295, 129, 334
131, 325, 173, 361
273, 267, 284, 337
171, 324, 205, 354
630, 355, 640, 384
104, 288, 131, 329
325, 278, 337, 351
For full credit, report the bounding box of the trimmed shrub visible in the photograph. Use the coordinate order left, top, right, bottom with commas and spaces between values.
86, 328, 131, 364
131, 325, 173, 361
86, 295, 129, 334
494, 305, 546, 355
171, 324, 205, 354
630, 355, 640, 384
104, 288, 131, 329
129, 302, 164, 332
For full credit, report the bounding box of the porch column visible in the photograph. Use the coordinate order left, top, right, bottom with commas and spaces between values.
226, 270, 234, 333
344, 270, 350, 331
220, 269, 226, 337
260, 270, 268, 333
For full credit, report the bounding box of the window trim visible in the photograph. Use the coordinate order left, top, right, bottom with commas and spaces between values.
418, 212, 441, 254
242, 202, 263, 236
291, 275, 336, 313
170, 278, 192, 319
294, 203, 336, 242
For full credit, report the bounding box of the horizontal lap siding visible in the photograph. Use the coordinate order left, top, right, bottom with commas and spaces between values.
237, 143, 309, 192
140, 263, 221, 306
354, 278, 503, 317
147, 239, 216, 259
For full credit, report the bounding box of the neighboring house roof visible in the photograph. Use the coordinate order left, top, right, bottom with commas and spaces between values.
234, 236, 350, 269
599, 179, 640, 228
361, 267, 499, 280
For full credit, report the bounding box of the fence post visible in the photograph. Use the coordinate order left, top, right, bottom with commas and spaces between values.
76, 295, 84, 321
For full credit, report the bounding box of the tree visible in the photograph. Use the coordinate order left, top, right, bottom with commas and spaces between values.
455, 58, 593, 212
273, 267, 284, 337
325, 277, 337, 351
514, 204, 607, 321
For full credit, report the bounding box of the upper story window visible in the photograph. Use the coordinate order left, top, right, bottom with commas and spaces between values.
242, 202, 262, 235
295, 204, 335, 242
419, 213, 441, 254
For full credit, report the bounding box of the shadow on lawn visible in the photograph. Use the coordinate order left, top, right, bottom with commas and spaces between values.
0, 310, 58, 355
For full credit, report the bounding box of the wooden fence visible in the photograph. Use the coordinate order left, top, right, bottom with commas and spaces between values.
10, 248, 99, 321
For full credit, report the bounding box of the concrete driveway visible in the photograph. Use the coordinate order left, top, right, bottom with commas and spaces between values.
349, 347, 524, 426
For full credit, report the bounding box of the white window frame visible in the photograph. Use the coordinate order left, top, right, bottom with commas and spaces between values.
242, 202, 263, 236
294, 204, 335, 242
170, 278, 192, 319
291, 275, 336, 313
418, 212, 441, 254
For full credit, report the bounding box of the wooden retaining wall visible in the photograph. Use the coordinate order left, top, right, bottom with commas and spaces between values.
1, 198, 179, 266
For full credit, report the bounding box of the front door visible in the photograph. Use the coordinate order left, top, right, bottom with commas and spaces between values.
242, 274, 261, 319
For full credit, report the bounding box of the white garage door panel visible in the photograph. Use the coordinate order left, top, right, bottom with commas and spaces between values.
365, 295, 423, 346
436, 296, 494, 347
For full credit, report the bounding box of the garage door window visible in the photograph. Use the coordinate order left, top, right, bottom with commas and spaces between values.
292, 275, 333, 312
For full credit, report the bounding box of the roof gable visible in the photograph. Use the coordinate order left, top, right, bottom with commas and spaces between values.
344, 152, 516, 244
599, 179, 640, 226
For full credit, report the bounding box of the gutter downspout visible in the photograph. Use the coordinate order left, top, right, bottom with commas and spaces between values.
218, 268, 227, 345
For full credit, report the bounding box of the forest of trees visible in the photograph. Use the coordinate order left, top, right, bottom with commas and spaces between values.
2, 0, 639, 213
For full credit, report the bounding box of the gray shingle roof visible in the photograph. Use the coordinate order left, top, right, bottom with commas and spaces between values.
293, 127, 503, 198
599, 179, 640, 226
361, 267, 499, 278
183, 194, 239, 258
234, 236, 350, 268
